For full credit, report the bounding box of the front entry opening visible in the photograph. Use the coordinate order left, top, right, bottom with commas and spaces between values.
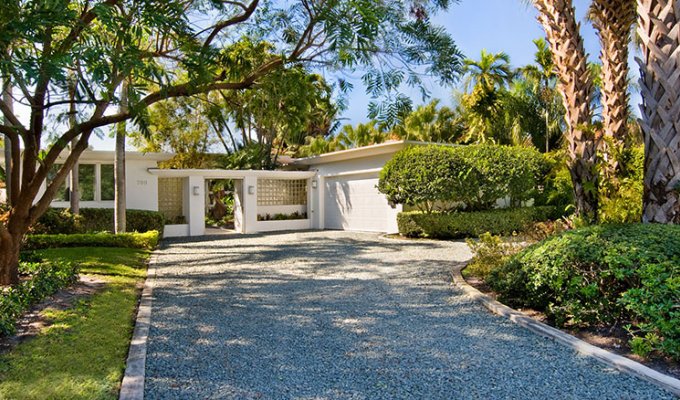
205, 179, 244, 234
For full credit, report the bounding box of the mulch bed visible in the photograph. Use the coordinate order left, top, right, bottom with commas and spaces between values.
0, 276, 107, 354
463, 273, 680, 380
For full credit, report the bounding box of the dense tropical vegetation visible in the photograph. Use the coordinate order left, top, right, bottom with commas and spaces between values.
0, 0, 464, 284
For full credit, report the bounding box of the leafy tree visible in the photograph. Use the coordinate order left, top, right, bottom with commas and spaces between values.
0, 0, 463, 284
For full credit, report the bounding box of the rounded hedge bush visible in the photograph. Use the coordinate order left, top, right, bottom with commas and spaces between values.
488, 224, 680, 361
378, 144, 547, 211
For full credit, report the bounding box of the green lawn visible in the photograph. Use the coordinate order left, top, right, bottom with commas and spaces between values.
0, 247, 149, 400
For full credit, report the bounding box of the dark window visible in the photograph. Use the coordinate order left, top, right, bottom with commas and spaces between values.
101, 164, 115, 201
79, 164, 95, 201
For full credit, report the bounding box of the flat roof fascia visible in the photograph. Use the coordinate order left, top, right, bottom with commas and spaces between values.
148, 169, 317, 180
289, 140, 445, 166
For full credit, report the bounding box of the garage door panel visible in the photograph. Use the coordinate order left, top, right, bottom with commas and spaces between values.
324, 176, 397, 232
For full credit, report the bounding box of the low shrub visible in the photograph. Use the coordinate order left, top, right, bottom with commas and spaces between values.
79, 208, 165, 233
1, 262, 79, 336
33, 208, 165, 234
31, 208, 85, 234
23, 231, 160, 251
487, 224, 680, 360
465, 233, 524, 280
398, 206, 561, 239
257, 211, 308, 221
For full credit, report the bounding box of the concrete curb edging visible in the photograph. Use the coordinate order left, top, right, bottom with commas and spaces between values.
119, 252, 158, 400
451, 265, 680, 397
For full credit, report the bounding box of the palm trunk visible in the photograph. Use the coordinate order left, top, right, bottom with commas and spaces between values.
115, 81, 128, 233
591, 0, 636, 177
637, 0, 680, 223
534, 0, 599, 222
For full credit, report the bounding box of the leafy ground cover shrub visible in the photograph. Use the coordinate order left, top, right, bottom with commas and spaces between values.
0, 262, 79, 336
464, 233, 524, 280
33, 208, 165, 234
379, 144, 547, 212
487, 224, 680, 361
0, 247, 149, 399
398, 206, 561, 239
257, 211, 308, 221
23, 231, 160, 251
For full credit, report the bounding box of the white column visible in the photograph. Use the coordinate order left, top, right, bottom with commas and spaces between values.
187, 175, 205, 236
242, 176, 258, 234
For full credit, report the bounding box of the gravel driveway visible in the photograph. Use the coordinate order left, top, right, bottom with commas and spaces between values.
144, 231, 674, 399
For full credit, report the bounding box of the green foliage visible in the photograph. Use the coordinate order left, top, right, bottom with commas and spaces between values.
31, 208, 84, 235
33, 208, 165, 234
465, 233, 523, 280
379, 145, 547, 211
257, 212, 308, 221
397, 206, 561, 239
0, 262, 79, 336
78, 209, 165, 233
599, 145, 644, 224
534, 151, 575, 211
488, 224, 680, 360
0, 247, 149, 399
378, 146, 478, 211
23, 232, 160, 252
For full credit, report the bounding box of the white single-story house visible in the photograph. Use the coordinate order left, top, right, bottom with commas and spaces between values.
3, 141, 422, 237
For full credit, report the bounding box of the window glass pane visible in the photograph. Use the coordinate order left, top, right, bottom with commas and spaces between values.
78, 164, 95, 201
101, 164, 115, 201
47, 164, 69, 201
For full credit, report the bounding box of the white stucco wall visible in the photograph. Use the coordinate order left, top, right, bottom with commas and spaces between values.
305, 153, 402, 233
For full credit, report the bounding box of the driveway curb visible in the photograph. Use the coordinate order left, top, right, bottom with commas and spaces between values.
451, 265, 680, 397
119, 252, 158, 400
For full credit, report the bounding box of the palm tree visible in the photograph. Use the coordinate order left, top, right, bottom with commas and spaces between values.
462, 50, 514, 93
532, 0, 599, 222
590, 0, 635, 141
637, 0, 680, 223
460, 50, 515, 144
520, 38, 564, 152
590, 0, 636, 182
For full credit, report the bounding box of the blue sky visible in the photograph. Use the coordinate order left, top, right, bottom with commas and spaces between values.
89, 0, 631, 150
338, 0, 604, 126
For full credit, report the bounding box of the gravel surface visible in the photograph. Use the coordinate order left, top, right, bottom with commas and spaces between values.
144, 231, 675, 399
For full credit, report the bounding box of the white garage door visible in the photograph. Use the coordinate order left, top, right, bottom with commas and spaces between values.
324, 175, 399, 232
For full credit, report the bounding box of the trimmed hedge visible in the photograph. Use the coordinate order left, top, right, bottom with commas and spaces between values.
488, 224, 680, 361
32, 208, 165, 234
23, 231, 160, 251
379, 144, 547, 211
1, 262, 79, 336
398, 206, 560, 239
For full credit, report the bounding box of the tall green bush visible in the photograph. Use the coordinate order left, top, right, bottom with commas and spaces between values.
379, 144, 547, 212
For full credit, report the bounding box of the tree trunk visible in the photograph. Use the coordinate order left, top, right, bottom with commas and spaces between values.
0, 229, 21, 285
533, 0, 599, 222
115, 81, 128, 233
591, 0, 636, 176
637, 0, 680, 223
68, 77, 79, 214
2, 81, 11, 205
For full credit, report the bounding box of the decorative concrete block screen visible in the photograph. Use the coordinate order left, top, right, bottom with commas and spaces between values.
158, 177, 184, 222
257, 179, 307, 206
